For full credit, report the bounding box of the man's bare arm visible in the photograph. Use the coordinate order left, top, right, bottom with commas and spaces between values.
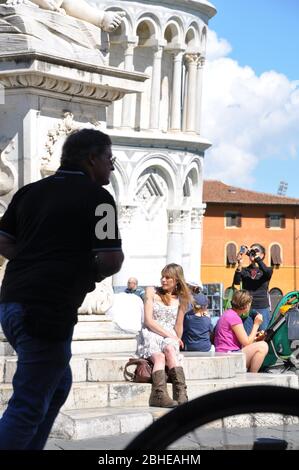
94, 250, 124, 282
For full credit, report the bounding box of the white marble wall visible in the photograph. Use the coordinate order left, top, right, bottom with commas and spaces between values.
95, 0, 215, 286
0, 0, 216, 287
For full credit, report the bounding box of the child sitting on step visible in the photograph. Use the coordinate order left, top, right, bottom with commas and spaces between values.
182, 293, 214, 352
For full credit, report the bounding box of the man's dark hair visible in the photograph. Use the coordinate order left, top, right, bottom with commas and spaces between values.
61, 128, 112, 166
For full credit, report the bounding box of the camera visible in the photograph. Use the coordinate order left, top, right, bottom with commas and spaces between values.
247, 248, 259, 258
239, 246, 259, 257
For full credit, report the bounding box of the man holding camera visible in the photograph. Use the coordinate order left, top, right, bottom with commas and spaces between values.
233, 244, 273, 335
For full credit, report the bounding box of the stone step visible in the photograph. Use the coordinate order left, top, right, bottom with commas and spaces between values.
71, 338, 137, 355
51, 406, 163, 440
1, 373, 297, 411
86, 352, 246, 382
73, 318, 123, 337
49, 373, 299, 440
77, 314, 108, 321
0, 352, 246, 384
72, 329, 136, 341
0, 331, 137, 357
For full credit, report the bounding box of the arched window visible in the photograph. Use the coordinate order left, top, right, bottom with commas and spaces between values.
226, 243, 237, 266
269, 287, 283, 311
270, 244, 282, 266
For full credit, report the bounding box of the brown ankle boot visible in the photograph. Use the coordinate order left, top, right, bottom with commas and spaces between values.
149, 370, 178, 408
168, 366, 188, 405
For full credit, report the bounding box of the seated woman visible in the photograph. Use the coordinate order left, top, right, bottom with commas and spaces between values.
137, 263, 191, 408
182, 292, 214, 352
214, 289, 268, 372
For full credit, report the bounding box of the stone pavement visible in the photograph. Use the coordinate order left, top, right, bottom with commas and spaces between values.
46, 425, 299, 450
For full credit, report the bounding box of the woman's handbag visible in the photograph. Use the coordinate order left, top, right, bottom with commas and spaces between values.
124, 357, 153, 383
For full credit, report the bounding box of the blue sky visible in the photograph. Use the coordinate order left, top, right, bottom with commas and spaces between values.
203, 0, 299, 198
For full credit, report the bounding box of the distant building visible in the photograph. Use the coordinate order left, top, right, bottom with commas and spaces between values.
202, 180, 299, 296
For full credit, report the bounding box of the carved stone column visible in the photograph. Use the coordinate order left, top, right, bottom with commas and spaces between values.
167, 209, 185, 265
113, 204, 139, 287
189, 206, 206, 283
196, 56, 205, 134
180, 210, 191, 276
149, 46, 163, 130
121, 40, 137, 129
169, 50, 184, 132
183, 53, 199, 133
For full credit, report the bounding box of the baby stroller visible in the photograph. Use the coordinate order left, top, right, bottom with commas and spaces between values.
261, 291, 299, 372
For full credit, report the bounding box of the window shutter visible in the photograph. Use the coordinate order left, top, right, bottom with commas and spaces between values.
236, 214, 242, 228
280, 215, 286, 229
271, 244, 282, 266
227, 243, 237, 265
265, 215, 270, 228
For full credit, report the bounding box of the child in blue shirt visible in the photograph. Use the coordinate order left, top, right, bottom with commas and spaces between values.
182, 293, 213, 352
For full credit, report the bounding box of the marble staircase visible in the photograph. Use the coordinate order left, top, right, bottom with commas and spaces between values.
1, 314, 298, 440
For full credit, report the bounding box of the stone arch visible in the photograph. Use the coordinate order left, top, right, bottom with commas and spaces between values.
105, 5, 133, 37
183, 160, 201, 207
135, 13, 162, 42
104, 6, 133, 38
185, 23, 200, 51
164, 20, 183, 47
108, 159, 129, 203
129, 154, 179, 207
133, 17, 161, 130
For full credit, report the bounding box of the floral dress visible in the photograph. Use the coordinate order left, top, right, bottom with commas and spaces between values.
137, 299, 182, 362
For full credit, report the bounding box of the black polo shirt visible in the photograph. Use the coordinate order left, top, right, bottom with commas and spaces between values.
0, 169, 122, 339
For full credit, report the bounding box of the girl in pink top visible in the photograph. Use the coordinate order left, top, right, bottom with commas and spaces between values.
214, 290, 268, 372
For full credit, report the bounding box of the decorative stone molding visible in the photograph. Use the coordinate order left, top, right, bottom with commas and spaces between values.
136, 173, 167, 221
41, 112, 79, 176
41, 112, 102, 176
0, 138, 15, 197
0, 74, 125, 102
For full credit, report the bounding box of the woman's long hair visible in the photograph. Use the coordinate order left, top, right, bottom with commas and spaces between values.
157, 263, 191, 308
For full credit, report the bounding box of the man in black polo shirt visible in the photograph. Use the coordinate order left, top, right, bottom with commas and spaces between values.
0, 128, 124, 449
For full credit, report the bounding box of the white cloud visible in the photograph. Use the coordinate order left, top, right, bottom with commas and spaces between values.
202, 31, 299, 189
206, 30, 232, 61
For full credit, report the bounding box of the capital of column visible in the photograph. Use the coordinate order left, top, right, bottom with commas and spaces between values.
118, 204, 139, 227
191, 206, 206, 229
171, 49, 185, 61
184, 53, 200, 68
123, 38, 138, 55
152, 45, 164, 59
167, 209, 185, 231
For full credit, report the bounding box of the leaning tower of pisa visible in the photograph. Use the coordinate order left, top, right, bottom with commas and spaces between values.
0, 0, 216, 288
96, 0, 216, 286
